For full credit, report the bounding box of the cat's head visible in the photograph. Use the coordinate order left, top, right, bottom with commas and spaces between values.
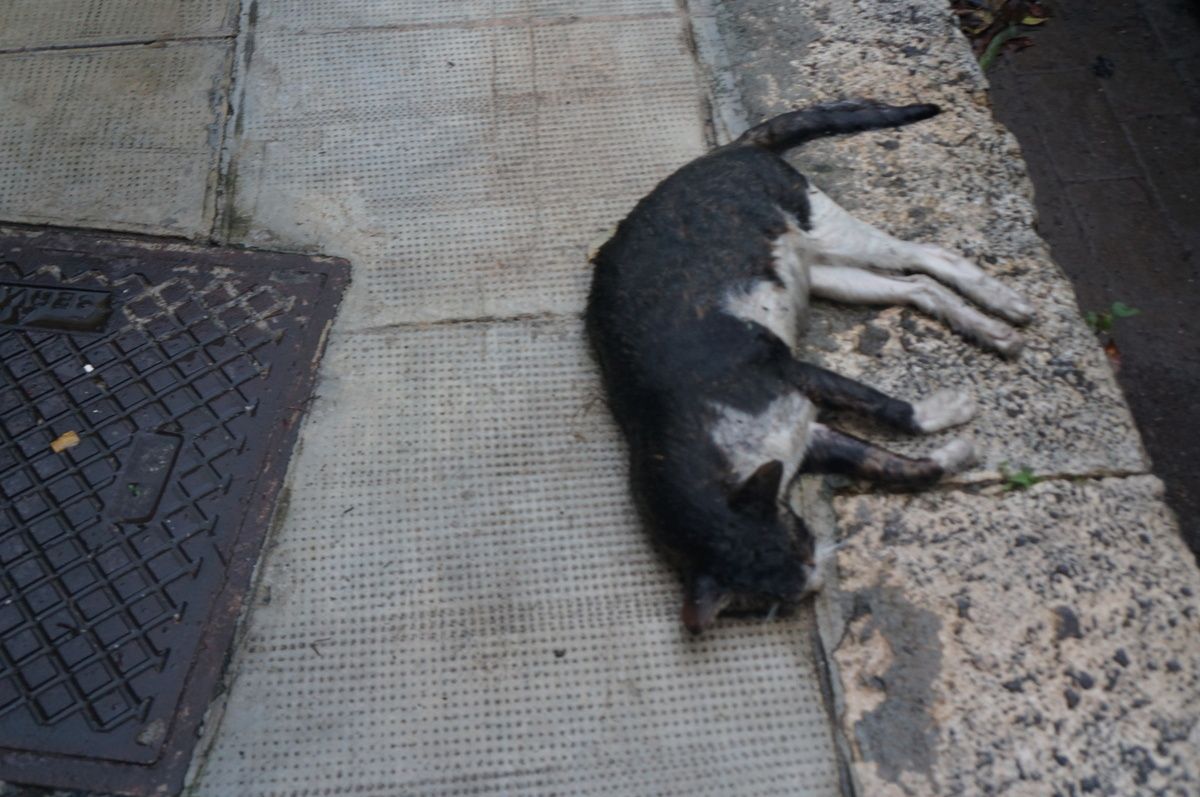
679, 460, 821, 634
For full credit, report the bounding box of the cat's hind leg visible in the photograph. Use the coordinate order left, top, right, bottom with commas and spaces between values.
803, 186, 1033, 325
800, 424, 976, 487
808, 263, 1024, 357
783, 361, 976, 433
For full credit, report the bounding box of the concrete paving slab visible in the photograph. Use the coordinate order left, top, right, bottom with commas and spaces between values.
0, 42, 231, 238
705, 0, 1147, 482
189, 321, 842, 796
820, 477, 1200, 796
0, 0, 237, 51
224, 13, 705, 326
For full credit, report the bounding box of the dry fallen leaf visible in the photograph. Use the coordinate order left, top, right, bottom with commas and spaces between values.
1104, 339, 1122, 372
50, 430, 80, 453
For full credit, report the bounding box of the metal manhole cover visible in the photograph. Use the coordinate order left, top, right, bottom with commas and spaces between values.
0, 227, 348, 795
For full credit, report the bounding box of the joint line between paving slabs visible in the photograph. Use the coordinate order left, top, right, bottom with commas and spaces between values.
354, 311, 577, 334
0, 218, 202, 243
211, 0, 254, 244
680, 0, 751, 145
204, 32, 241, 243
828, 468, 1156, 499
0, 33, 238, 57
258, 10, 682, 39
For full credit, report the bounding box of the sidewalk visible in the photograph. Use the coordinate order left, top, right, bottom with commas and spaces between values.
196, 2, 844, 794
0, 1, 1197, 795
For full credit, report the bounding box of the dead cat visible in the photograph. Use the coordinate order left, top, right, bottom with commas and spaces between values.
585, 100, 1033, 634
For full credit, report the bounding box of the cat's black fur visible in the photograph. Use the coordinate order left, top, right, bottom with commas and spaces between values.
586, 101, 971, 634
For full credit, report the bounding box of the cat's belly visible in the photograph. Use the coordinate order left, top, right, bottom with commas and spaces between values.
708, 392, 817, 497
720, 219, 811, 349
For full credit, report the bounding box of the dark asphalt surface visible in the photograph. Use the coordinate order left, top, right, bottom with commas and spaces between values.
986, 0, 1200, 557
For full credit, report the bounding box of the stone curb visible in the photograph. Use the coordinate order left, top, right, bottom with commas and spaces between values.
684, 1, 1200, 794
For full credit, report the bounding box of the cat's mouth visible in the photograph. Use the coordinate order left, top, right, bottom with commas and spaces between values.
719, 599, 798, 624
720, 586, 815, 623
683, 566, 821, 634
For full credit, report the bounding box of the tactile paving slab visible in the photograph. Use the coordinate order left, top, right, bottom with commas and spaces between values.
192, 321, 843, 797
226, 13, 704, 326
0, 227, 347, 795
0, 42, 231, 238
0, 0, 237, 51
252, 0, 676, 32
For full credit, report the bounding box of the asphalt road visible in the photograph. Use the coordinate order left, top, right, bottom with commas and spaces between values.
987, 0, 1200, 557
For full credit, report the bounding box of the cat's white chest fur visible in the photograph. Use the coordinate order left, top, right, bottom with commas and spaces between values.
721, 215, 811, 349
709, 392, 817, 495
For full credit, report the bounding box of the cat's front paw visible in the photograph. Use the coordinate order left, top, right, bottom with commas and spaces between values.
913, 389, 977, 433
930, 438, 976, 474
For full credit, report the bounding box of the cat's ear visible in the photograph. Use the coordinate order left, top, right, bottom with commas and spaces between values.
730, 460, 784, 515
681, 574, 729, 635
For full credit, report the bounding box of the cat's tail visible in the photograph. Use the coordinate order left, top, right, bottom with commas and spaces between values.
735, 100, 941, 153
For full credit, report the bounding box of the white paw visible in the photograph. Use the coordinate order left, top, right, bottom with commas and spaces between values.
973, 315, 1025, 359
913, 389, 978, 433
991, 286, 1035, 326
930, 438, 977, 474
990, 330, 1025, 359
920, 244, 1035, 325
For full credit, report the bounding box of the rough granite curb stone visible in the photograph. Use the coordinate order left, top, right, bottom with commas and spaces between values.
686, 0, 1200, 794
826, 477, 1200, 796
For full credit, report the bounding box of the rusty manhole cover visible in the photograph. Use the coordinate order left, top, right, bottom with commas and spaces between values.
0, 227, 348, 795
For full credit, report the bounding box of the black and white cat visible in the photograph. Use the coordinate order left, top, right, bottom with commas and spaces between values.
585, 101, 1033, 634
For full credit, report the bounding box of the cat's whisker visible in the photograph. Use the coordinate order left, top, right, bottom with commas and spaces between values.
814, 539, 846, 562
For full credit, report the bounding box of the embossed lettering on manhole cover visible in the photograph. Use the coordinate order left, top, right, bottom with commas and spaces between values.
0, 227, 348, 795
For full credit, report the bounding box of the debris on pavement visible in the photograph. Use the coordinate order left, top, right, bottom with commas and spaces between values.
951, 0, 1051, 68
49, 430, 80, 452
1086, 302, 1142, 372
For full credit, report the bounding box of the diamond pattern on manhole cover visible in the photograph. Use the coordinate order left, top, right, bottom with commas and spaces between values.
0, 227, 348, 795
